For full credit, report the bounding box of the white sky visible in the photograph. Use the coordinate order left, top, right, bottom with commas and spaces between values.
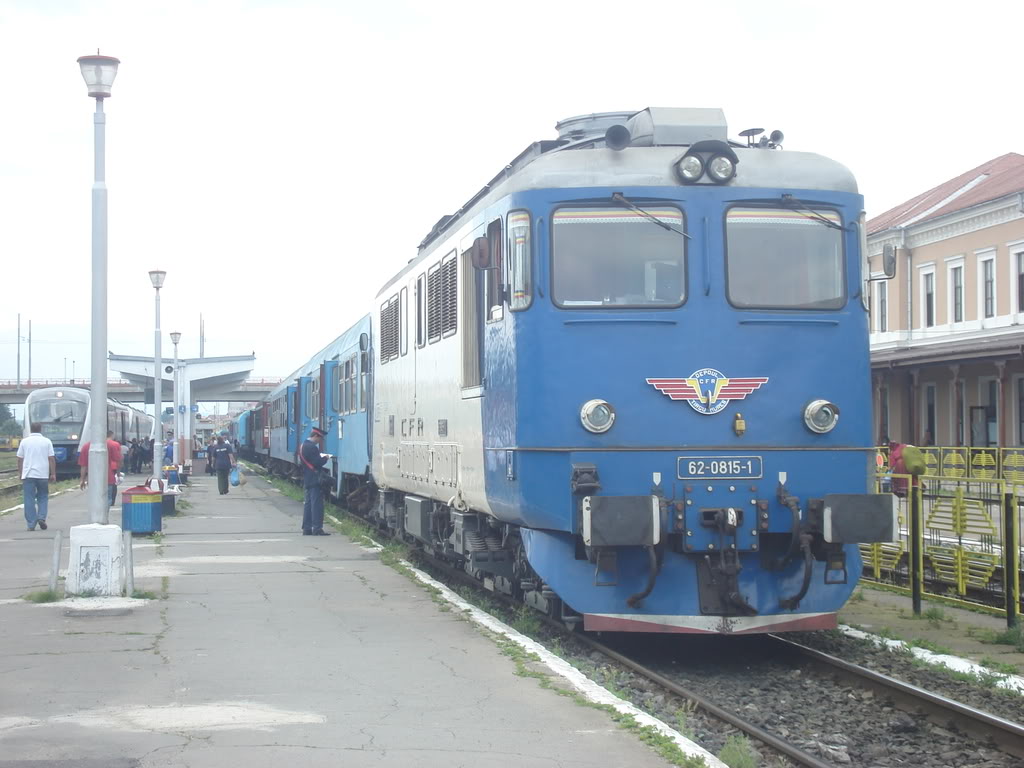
2, 0, 1022, 384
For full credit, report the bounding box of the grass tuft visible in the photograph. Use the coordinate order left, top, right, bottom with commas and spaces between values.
718, 733, 759, 768
24, 589, 61, 603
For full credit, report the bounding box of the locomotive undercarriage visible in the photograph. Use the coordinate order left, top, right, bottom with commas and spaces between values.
367, 488, 585, 628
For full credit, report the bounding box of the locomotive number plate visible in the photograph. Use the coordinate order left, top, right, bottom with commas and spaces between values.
677, 456, 763, 480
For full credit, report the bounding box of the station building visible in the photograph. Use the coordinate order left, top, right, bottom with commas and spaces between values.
868, 153, 1024, 465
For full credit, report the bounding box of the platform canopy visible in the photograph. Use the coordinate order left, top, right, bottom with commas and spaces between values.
108, 353, 263, 403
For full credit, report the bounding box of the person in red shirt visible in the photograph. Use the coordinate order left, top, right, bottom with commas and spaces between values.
79, 430, 123, 507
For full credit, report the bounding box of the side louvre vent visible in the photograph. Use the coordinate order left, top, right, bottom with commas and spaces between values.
379, 296, 400, 363
427, 264, 442, 342
441, 254, 457, 336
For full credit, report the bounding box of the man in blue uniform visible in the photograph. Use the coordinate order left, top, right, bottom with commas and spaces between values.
211, 435, 236, 495
299, 426, 330, 535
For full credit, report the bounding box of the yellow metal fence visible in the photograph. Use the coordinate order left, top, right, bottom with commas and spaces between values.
875, 445, 1024, 483
860, 467, 1021, 626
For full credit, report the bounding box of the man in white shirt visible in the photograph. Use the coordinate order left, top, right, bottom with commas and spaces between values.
16, 422, 56, 532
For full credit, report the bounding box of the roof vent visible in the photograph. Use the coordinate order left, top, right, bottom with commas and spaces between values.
555, 111, 636, 142
626, 108, 728, 147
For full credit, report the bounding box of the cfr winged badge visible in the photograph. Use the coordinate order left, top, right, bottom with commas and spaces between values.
647, 368, 768, 414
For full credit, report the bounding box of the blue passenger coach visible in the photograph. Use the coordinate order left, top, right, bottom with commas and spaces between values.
371, 108, 898, 634
246, 316, 372, 501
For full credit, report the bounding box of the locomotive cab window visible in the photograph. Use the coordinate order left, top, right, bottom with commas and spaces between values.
552, 206, 685, 307
726, 207, 845, 309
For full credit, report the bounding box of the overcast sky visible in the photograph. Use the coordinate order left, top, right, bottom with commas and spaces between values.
2, 0, 1022, 387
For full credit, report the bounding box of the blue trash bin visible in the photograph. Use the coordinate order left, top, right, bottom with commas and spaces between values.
121, 486, 163, 534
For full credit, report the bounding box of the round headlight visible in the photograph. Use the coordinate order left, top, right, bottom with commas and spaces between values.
581, 399, 616, 433
707, 154, 736, 183
804, 400, 840, 434
676, 154, 704, 183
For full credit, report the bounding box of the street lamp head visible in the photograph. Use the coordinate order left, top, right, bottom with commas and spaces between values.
170, 331, 182, 344
77, 54, 120, 99
148, 269, 167, 289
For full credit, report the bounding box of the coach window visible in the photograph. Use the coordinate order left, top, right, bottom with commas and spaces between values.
309, 378, 319, 419
509, 210, 532, 310
486, 218, 503, 322
359, 348, 369, 411
726, 207, 844, 310
552, 206, 685, 307
415, 274, 426, 347
332, 365, 341, 413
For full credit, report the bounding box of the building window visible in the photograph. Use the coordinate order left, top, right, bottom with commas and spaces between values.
923, 271, 935, 327
877, 280, 887, 332
923, 384, 936, 445
1018, 379, 1024, 445
879, 386, 889, 443
983, 258, 995, 318
1017, 252, 1024, 313
951, 265, 963, 323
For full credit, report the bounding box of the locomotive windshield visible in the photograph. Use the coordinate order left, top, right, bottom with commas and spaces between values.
29, 398, 87, 441
725, 207, 845, 309
552, 206, 685, 307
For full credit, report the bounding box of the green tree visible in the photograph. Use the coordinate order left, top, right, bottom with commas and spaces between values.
0, 403, 22, 436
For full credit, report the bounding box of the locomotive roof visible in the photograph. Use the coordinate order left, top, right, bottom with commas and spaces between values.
380, 108, 858, 299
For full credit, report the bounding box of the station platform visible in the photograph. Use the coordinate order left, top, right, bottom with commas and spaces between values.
0, 473, 673, 767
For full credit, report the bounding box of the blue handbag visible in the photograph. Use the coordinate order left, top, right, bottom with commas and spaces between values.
229, 466, 240, 486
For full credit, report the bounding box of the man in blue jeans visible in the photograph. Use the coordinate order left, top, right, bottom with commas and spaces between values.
298, 426, 331, 535
17, 422, 56, 531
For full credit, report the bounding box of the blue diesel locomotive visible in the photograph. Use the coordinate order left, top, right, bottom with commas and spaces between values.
237, 107, 897, 634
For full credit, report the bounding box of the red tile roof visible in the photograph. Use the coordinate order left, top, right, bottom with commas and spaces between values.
868, 153, 1024, 235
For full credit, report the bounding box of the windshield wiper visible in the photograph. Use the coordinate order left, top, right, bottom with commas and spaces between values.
780, 194, 847, 231
612, 193, 690, 239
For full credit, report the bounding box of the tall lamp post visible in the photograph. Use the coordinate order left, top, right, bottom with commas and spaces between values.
149, 270, 166, 480
170, 331, 181, 465
78, 53, 119, 525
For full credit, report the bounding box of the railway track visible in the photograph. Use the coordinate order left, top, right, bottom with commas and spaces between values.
250, 465, 1023, 767
407, 545, 1024, 767
767, 634, 1024, 760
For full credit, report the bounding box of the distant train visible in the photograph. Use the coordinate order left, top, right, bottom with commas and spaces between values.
23, 387, 155, 477
236, 107, 899, 634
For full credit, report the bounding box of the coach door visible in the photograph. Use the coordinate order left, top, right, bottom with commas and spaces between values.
286, 385, 298, 455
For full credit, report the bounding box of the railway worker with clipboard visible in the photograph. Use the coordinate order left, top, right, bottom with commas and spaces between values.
298, 426, 331, 536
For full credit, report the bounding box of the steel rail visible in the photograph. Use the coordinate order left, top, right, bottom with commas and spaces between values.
768, 634, 1024, 760
568, 632, 836, 768
410, 551, 835, 768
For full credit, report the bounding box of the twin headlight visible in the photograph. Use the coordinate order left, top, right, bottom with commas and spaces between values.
674, 150, 736, 184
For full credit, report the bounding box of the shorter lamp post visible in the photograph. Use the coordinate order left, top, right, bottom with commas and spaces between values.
149, 270, 165, 478
170, 331, 181, 465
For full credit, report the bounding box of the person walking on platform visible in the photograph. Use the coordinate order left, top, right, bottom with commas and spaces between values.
17, 422, 56, 531
78, 430, 123, 507
299, 426, 331, 536
211, 435, 236, 495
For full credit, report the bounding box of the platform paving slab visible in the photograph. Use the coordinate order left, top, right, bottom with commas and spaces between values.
0, 474, 673, 767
